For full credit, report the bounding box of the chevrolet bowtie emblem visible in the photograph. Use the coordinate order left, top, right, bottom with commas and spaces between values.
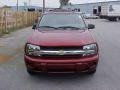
58, 50, 65, 55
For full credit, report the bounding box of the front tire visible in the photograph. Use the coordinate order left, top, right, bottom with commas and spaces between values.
86, 69, 96, 74
88, 70, 96, 74
27, 69, 36, 75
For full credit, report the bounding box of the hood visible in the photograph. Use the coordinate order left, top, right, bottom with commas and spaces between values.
28, 29, 95, 46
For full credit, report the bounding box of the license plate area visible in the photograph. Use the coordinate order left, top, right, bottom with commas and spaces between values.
47, 64, 76, 70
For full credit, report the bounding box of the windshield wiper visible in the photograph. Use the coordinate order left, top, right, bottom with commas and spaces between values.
39, 26, 57, 29
57, 26, 83, 29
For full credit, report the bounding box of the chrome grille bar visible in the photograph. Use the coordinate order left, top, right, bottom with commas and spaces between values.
32, 50, 95, 56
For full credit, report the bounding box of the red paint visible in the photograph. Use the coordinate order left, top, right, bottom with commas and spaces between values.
24, 12, 99, 74
28, 30, 96, 46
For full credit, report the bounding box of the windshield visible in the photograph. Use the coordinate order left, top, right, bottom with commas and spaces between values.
38, 13, 86, 30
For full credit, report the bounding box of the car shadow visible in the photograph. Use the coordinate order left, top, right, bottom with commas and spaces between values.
27, 72, 96, 83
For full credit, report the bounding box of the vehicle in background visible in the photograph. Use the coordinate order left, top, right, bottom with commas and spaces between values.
48, 8, 72, 12
24, 12, 99, 75
83, 13, 99, 19
100, 4, 120, 21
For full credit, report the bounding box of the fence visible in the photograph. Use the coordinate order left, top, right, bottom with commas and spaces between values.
0, 9, 41, 35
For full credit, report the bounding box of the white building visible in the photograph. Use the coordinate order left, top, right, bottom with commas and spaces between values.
62, 1, 120, 14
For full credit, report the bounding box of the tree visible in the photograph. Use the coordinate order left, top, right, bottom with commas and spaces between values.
2, 5, 11, 8
59, 0, 69, 8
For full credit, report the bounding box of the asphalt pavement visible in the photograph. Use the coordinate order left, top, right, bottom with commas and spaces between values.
0, 19, 120, 90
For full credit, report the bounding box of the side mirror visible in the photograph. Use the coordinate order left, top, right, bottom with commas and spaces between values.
88, 24, 95, 29
32, 24, 37, 30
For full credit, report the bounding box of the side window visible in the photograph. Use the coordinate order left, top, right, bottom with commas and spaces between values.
109, 5, 114, 12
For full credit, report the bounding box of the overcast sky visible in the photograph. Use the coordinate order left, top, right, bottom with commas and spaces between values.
0, 0, 118, 7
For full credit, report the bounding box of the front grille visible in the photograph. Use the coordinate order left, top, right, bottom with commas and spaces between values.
40, 46, 83, 51
39, 46, 83, 58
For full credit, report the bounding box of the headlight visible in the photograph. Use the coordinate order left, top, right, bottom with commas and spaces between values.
83, 44, 97, 56
26, 44, 41, 56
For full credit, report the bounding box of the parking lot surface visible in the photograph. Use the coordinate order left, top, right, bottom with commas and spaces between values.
0, 19, 120, 90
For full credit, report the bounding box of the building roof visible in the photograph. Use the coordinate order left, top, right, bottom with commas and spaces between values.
68, 0, 120, 6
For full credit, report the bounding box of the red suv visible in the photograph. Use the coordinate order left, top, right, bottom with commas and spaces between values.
24, 12, 99, 75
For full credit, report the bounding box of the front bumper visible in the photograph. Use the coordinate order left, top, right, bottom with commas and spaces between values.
24, 54, 99, 73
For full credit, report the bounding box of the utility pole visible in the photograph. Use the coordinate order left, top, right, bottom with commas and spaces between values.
17, 0, 18, 11
29, 0, 31, 6
43, 0, 45, 13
